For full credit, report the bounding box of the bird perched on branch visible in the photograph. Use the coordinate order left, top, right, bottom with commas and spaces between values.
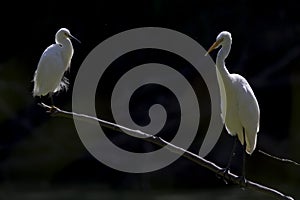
33, 28, 80, 106
205, 31, 260, 183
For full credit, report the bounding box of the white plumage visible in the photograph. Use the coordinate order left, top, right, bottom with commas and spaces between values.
33, 28, 79, 103
206, 31, 260, 155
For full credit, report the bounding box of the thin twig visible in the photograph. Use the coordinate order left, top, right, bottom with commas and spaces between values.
258, 150, 300, 166
39, 103, 294, 200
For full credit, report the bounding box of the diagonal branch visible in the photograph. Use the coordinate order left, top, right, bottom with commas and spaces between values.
39, 103, 294, 200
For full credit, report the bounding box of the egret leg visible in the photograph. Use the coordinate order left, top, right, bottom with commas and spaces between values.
242, 141, 246, 180
50, 93, 54, 106
226, 136, 238, 170
46, 93, 56, 113
238, 128, 247, 188
217, 136, 238, 183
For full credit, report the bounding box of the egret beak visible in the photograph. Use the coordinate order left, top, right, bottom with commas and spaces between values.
205, 38, 224, 56
69, 34, 81, 44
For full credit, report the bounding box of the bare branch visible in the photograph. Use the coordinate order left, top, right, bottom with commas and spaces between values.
258, 150, 300, 166
39, 103, 294, 200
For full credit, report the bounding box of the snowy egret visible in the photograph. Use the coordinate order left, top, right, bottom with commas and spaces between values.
205, 31, 260, 183
33, 28, 80, 106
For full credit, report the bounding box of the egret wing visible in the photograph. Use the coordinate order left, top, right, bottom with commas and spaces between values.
236, 75, 260, 154
33, 44, 66, 96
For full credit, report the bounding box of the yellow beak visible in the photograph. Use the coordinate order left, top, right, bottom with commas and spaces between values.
205, 38, 224, 56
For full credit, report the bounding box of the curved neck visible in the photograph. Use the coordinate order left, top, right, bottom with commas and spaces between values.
56, 38, 73, 66
216, 42, 231, 78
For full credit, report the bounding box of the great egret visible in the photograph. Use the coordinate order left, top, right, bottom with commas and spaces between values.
205, 31, 260, 183
33, 28, 80, 106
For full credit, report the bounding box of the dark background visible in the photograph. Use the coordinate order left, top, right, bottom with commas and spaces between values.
0, 0, 299, 199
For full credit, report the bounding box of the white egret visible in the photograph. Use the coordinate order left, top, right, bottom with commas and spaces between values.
205, 31, 260, 183
33, 28, 80, 106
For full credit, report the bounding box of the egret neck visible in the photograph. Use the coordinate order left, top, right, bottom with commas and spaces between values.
56, 34, 74, 71
216, 39, 231, 80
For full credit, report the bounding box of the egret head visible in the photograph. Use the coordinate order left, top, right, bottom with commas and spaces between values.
55, 28, 81, 44
205, 31, 232, 56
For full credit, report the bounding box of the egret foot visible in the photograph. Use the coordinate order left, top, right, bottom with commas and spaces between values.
216, 168, 230, 184
46, 105, 58, 114
237, 175, 247, 189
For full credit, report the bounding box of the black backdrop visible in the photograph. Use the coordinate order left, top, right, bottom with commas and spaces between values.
0, 0, 299, 199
